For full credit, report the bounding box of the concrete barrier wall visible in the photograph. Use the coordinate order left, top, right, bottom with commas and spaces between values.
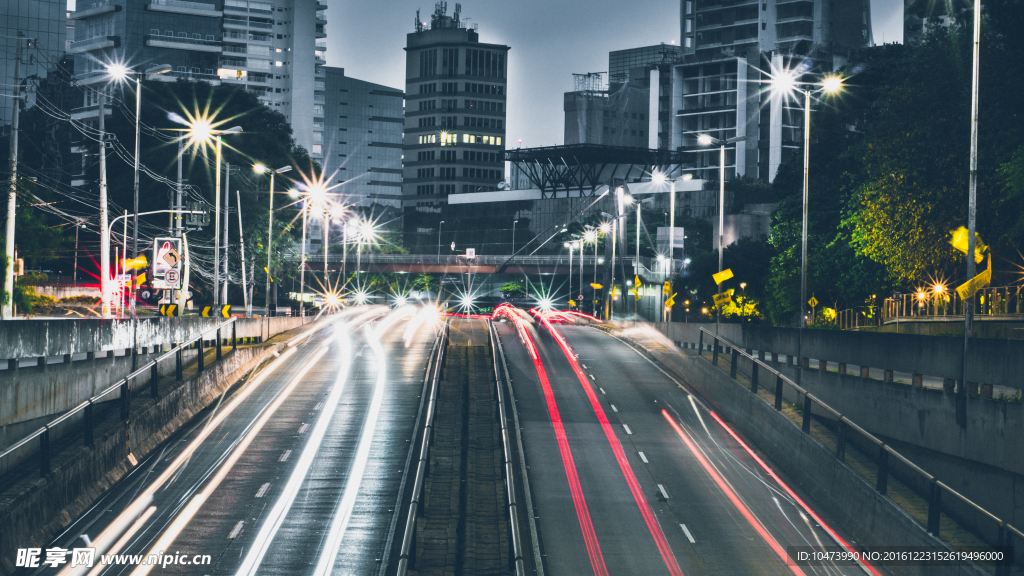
0, 316, 308, 361
633, 333, 985, 576
615, 321, 1024, 391
0, 341, 282, 576
0, 316, 308, 438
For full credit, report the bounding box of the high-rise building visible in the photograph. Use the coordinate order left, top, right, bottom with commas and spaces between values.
608, 43, 682, 84
402, 2, 509, 208
67, 0, 325, 159
563, 72, 651, 149
321, 66, 404, 207
670, 0, 873, 181
1, 0, 70, 128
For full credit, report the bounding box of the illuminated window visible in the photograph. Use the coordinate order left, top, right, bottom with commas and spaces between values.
496, 137, 502, 146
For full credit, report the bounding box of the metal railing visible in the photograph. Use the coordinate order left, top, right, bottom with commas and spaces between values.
149, 0, 217, 10
697, 327, 1020, 575
883, 285, 1024, 323
488, 320, 527, 576
0, 318, 238, 480
836, 306, 882, 330
396, 320, 449, 575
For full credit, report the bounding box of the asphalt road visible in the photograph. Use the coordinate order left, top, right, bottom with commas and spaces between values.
495, 316, 876, 576
19, 306, 440, 576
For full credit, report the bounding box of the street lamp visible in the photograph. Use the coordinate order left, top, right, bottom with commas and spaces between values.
769, 71, 843, 328
697, 133, 747, 332
652, 171, 693, 277
437, 220, 445, 263
512, 219, 518, 255
254, 163, 292, 316
296, 182, 328, 316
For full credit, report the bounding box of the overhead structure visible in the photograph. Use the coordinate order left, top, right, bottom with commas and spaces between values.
506, 144, 684, 198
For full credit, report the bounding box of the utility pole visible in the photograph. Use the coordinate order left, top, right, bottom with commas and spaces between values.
236, 190, 249, 317
172, 136, 183, 314
73, 220, 81, 286
222, 162, 231, 304
960, 0, 982, 428
99, 90, 111, 318
3, 33, 23, 319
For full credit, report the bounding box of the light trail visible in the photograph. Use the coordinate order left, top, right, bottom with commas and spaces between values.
56, 343, 302, 576
661, 409, 805, 576
706, 410, 881, 576
311, 324, 390, 575
234, 327, 354, 576
535, 313, 684, 576
494, 306, 608, 576
132, 339, 338, 576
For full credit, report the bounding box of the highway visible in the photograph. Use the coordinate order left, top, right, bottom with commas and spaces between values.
493, 308, 878, 576
20, 306, 441, 576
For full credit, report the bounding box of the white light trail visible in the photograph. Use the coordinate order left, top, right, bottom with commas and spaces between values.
311, 324, 389, 576
234, 327, 353, 576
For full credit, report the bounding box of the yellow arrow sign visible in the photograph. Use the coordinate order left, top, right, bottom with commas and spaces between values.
713, 269, 734, 285
956, 263, 992, 301
590, 282, 603, 290
663, 281, 672, 296
949, 226, 987, 264
712, 291, 733, 309
568, 299, 576, 307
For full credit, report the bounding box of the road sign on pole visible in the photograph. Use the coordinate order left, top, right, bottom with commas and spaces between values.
152, 237, 183, 288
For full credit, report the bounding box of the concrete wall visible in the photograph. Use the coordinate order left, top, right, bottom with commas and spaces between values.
623, 330, 986, 576
619, 321, 1024, 391
0, 317, 309, 443
0, 341, 283, 575
31, 285, 102, 300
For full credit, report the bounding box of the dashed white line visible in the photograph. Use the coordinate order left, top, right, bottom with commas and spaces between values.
228, 521, 245, 539
582, 364, 587, 369
298, 423, 310, 434
589, 374, 596, 380
599, 387, 606, 394
313, 402, 323, 411
638, 451, 648, 463
278, 450, 292, 462
610, 404, 618, 413
623, 424, 632, 435
680, 524, 696, 544
658, 484, 670, 499
255, 483, 271, 498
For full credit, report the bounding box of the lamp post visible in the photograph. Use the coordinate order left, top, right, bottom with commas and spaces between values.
961, 0, 982, 427
652, 171, 693, 277
254, 163, 291, 316
512, 219, 518, 256
769, 72, 843, 328
564, 241, 574, 308
437, 220, 445, 263
698, 133, 747, 332
295, 183, 326, 317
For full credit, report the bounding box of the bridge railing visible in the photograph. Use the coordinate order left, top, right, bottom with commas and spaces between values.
0, 319, 238, 482
699, 327, 1018, 574
882, 285, 1024, 323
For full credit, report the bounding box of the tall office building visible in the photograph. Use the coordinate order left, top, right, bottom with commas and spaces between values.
402, 2, 509, 208
321, 66, 404, 207
671, 0, 873, 181
1, 0, 70, 128
67, 0, 326, 160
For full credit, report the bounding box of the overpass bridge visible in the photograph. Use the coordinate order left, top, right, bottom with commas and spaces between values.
304, 253, 673, 280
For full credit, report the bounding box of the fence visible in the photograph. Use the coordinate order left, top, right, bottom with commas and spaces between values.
698, 327, 1020, 575
836, 306, 882, 330
0, 319, 239, 481
883, 286, 1024, 322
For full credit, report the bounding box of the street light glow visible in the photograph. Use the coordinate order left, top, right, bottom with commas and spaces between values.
253, 163, 267, 174
697, 134, 714, 146
822, 74, 844, 95
652, 171, 667, 184
599, 222, 611, 234
288, 188, 299, 198
584, 230, 597, 243
106, 62, 130, 81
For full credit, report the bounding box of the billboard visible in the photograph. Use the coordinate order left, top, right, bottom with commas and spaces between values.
152, 237, 182, 289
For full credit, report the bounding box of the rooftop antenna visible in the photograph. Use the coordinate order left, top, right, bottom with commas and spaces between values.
415, 9, 422, 32
454, 2, 461, 25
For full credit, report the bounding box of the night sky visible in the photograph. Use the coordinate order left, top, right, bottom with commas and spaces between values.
326, 0, 904, 152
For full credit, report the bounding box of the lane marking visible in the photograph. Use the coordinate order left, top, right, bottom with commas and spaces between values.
494, 307, 609, 576
228, 521, 244, 539
662, 409, 804, 576
599, 387, 605, 394
314, 402, 323, 411
610, 404, 618, 413
680, 524, 695, 544
278, 450, 291, 462
298, 423, 310, 434
658, 484, 670, 500
638, 451, 648, 463
255, 483, 271, 498
539, 319, 683, 576
688, 395, 711, 437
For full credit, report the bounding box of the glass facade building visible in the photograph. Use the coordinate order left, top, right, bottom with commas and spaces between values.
1, 0, 69, 128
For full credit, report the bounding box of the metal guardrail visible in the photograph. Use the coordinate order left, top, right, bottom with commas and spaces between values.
488, 320, 526, 576
698, 327, 1019, 575
304, 253, 670, 279
0, 318, 238, 479
396, 320, 450, 575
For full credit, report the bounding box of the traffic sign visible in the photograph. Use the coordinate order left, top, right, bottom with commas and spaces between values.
152, 237, 182, 289
713, 269, 734, 285
116, 273, 131, 283
808, 296, 819, 308
165, 268, 179, 285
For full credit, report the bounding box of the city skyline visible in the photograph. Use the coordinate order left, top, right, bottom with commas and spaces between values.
329, 0, 904, 154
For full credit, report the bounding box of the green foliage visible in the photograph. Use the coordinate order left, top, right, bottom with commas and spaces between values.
500, 281, 526, 298
412, 273, 436, 292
